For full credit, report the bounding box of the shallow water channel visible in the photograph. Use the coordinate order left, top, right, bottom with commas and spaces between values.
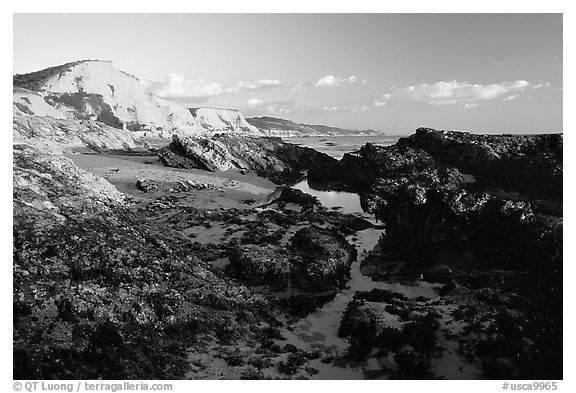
282, 180, 441, 379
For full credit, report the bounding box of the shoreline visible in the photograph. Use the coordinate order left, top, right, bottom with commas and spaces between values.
13, 124, 563, 380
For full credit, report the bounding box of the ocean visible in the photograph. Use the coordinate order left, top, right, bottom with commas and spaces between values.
283, 135, 402, 159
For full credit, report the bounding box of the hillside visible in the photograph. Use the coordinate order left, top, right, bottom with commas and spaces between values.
246, 116, 383, 137
13, 60, 260, 137
189, 107, 259, 134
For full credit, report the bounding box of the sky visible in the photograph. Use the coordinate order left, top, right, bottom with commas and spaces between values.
13, 13, 562, 134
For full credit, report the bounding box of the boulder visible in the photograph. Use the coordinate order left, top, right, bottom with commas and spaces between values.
289, 226, 356, 291
136, 178, 159, 193
227, 226, 355, 292
228, 244, 293, 290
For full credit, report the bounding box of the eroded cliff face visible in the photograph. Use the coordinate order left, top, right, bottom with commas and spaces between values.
13, 61, 262, 138
14, 61, 203, 136
190, 107, 259, 134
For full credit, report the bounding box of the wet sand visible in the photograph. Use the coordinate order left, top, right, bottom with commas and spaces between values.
68, 152, 277, 210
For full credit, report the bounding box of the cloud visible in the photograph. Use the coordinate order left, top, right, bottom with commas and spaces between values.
532, 82, 551, 90
374, 80, 530, 108
242, 99, 297, 116
314, 74, 359, 88
503, 95, 518, 101
289, 75, 366, 93
289, 82, 308, 94
147, 73, 283, 100
296, 104, 372, 114
256, 79, 283, 87
352, 105, 371, 113
243, 97, 371, 117
374, 93, 391, 107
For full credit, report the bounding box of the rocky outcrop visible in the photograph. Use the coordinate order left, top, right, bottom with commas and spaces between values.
228, 226, 355, 292
136, 178, 159, 193
398, 128, 563, 199
289, 226, 356, 291
345, 130, 564, 274
228, 244, 293, 290
13, 111, 140, 153
159, 134, 337, 184
13, 143, 126, 228
339, 289, 439, 378
159, 134, 246, 171
308, 128, 562, 274
309, 127, 562, 379
308, 143, 442, 192
271, 188, 321, 210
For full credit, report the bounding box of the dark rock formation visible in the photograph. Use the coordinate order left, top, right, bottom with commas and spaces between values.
308, 127, 562, 274
338, 289, 439, 378
308, 143, 440, 192
159, 134, 337, 184
227, 226, 355, 292
289, 226, 356, 291
310, 127, 562, 379
228, 245, 293, 290
136, 178, 159, 193
397, 128, 563, 199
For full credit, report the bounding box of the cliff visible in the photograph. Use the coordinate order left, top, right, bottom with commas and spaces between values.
13, 60, 262, 138
246, 116, 383, 137
189, 107, 259, 134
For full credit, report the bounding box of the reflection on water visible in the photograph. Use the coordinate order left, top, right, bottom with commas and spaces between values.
292, 180, 364, 215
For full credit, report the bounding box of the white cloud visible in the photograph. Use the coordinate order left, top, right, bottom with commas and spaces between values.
322, 106, 341, 112
264, 105, 293, 115
532, 82, 551, 90
503, 95, 518, 101
256, 79, 283, 87
314, 74, 359, 88
289, 82, 307, 94
374, 80, 530, 108
301, 104, 371, 114
374, 94, 391, 107
352, 105, 371, 113
242, 99, 297, 116
147, 73, 283, 100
